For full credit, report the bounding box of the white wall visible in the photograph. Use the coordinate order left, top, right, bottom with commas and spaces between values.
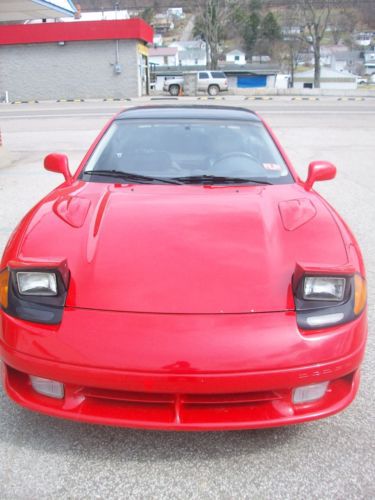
294, 80, 357, 90
149, 54, 179, 66
0, 39, 141, 100
226, 53, 246, 65
179, 56, 206, 66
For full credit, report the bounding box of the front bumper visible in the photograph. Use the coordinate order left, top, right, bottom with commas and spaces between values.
0, 308, 367, 430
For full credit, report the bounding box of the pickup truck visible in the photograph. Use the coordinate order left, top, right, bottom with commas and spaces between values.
163, 71, 229, 96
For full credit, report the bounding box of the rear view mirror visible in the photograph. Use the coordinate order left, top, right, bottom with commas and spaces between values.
44, 153, 72, 183
305, 161, 336, 191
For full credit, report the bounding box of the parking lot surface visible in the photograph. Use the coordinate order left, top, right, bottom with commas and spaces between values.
0, 97, 374, 499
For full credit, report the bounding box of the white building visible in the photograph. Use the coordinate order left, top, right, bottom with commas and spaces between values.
179, 49, 206, 66
364, 51, 375, 74
149, 47, 179, 67
364, 52, 375, 63
364, 62, 375, 75
170, 40, 207, 66
226, 50, 246, 65
294, 68, 357, 90
167, 8, 184, 18
354, 32, 373, 47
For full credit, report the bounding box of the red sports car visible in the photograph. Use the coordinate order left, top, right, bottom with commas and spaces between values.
0, 106, 367, 430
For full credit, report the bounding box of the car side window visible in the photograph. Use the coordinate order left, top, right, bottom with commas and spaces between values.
199, 72, 209, 79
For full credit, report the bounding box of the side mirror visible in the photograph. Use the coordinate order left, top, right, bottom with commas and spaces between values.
304, 161, 336, 191
44, 153, 72, 183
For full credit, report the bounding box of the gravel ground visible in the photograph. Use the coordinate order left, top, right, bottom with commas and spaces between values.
0, 98, 374, 499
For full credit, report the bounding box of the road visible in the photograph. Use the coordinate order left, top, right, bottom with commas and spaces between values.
0, 97, 374, 499
179, 14, 196, 42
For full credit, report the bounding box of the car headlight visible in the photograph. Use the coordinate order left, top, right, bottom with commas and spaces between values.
303, 276, 346, 301
17, 272, 57, 296
294, 271, 366, 331
0, 263, 69, 324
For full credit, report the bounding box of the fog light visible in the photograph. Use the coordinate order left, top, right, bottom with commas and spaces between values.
306, 312, 344, 328
30, 376, 64, 399
293, 381, 329, 404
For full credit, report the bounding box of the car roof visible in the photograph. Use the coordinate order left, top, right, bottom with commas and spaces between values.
116, 105, 261, 122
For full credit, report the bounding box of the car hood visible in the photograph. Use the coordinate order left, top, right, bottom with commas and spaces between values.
12, 181, 348, 314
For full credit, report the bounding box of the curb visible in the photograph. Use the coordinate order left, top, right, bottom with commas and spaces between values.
4, 95, 374, 105
57, 98, 85, 103
11, 100, 39, 104
10, 98, 133, 104
337, 97, 365, 101
244, 96, 273, 101
291, 97, 320, 101
150, 97, 179, 100
102, 98, 132, 102
196, 96, 226, 100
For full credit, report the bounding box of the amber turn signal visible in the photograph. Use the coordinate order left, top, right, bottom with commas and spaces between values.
0, 269, 9, 309
354, 274, 367, 316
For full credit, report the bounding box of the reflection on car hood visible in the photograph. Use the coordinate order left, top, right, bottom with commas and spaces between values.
10, 181, 347, 314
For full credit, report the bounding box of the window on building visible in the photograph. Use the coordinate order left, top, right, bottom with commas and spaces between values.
235, 55, 240, 61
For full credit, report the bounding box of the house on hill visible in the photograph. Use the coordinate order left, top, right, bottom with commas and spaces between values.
225, 50, 246, 65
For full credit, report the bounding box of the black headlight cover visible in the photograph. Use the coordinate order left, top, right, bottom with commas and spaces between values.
2, 266, 69, 324
294, 274, 358, 330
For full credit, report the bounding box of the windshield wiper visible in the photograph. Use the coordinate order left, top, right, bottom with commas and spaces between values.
170, 175, 273, 185
83, 169, 183, 185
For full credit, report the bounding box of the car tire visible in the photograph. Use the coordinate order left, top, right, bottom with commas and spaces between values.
169, 84, 180, 96
208, 85, 220, 96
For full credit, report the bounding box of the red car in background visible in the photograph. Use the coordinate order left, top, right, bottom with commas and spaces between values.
0, 106, 367, 430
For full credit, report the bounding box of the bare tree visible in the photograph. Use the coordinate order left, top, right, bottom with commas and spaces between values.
359, 0, 375, 26
284, 35, 308, 87
295, 0, 354, 88
330, 7, 359, 44
194, 0, 236, 69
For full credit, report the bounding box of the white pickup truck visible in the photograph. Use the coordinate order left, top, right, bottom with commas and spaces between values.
163, 71, 229, 96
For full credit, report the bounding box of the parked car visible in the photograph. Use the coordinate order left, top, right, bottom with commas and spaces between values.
355, 76, 367, 85
163, 71, 228, 96
0, 106, 367, 430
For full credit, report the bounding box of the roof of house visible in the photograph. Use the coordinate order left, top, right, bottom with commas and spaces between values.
334, 50, 361, 61
226, 50, 245, 56
149, 47, 178, 56
170, 40, 206, 50
179, 49, 206, 61
153, 64, 279, 76
294, 68, 356, 81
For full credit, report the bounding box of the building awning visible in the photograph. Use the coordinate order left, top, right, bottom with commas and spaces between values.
0, 0, 77, 22
0, 19, 154, 45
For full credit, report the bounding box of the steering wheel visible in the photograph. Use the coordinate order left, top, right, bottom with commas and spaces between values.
211, 151, 265, 176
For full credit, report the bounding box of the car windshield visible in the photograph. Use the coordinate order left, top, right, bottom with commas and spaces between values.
81, 119, 293, 185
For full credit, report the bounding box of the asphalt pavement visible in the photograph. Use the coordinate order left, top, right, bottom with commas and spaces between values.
0, 97, 374, 499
